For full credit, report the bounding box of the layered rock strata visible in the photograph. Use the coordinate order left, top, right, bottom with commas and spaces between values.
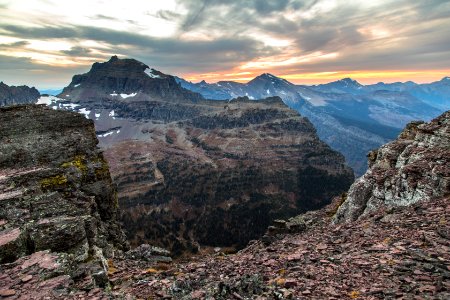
0, 105, 129, 295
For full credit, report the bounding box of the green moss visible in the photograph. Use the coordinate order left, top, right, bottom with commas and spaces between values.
93, 156, 110, 180
40, 174, 68, 190
61, 155, 88, 175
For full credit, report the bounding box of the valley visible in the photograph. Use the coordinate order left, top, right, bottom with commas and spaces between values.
45, 56, 354, 255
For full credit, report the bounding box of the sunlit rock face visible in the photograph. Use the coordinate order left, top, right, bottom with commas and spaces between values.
334, 110, 450, 223
55, 56, 354, 255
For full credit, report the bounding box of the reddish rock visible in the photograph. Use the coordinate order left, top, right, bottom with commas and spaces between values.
0, 289, 16, 297
21, 275, 32, 282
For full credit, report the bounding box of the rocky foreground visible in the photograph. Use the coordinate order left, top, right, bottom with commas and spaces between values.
0, 104, 448, 299
110, 195, 449, 299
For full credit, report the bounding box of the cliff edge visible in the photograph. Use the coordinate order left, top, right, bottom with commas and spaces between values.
0, 105, 128, 298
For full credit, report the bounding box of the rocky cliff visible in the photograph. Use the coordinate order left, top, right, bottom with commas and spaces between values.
0, 105, 128, 297
0, 82, 40, 107
50, 56, 354, 255
334, 110, 450, 222
109, 96, 354, 254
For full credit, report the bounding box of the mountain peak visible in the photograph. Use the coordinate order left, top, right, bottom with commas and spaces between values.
259, 73, 279, 79
59, 56, 203, 103
440, 76, 450, 81
338, 77, 361, 85
109, 55, 119, 62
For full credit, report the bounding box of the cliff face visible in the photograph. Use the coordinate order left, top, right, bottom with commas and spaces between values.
0, 105, 128, 295
0, 82, 40, 107
101, 95, 354, 254
334, 110, 450, 223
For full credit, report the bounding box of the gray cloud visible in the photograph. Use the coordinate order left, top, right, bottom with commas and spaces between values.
0, 40, 29, 49
91, 14, 118, 21
61, 46, 92, 56
0, 0, 449, 87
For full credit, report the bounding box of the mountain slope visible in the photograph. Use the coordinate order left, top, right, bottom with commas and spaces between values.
0, 82, 40, 107
177, 75, 448, 176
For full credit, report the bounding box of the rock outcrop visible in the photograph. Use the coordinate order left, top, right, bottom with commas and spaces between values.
0, 82, 40, 107
0, 105, 129, 296
334, 111, 450, 222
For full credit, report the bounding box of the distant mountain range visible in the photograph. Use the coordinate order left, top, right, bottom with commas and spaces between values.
176, 75, 449, 175
2, 62, 448, 176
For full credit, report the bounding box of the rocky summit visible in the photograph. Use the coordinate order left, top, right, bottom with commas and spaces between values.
55, 56, 355, 255
0, 82, 40, 107
0, 105, 129, 298
334, 110, 450, 223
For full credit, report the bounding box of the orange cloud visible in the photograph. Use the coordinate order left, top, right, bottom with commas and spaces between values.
184, 69, 450, 84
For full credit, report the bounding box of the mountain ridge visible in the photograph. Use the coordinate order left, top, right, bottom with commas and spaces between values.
176, 73, 448, 176
0, 82, 40, 107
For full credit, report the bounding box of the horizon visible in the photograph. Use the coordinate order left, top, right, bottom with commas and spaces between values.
1, 1, 450, 88
2, 57, 450, 90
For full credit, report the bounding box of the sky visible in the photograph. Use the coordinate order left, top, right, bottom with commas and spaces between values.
0, 0, 450, 88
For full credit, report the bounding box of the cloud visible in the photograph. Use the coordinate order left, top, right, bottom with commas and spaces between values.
0, 40, 29, 49
0, 0, 449, 86
61, 46, 92, 56
91, 14, 118, 21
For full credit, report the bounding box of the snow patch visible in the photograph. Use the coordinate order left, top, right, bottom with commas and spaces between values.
78, 108, 90, 119
98, 128, 120, 138
74, 84, 80, 87
62, 103, 80, 109
120, 93, 137, 98
266, 89, 270, 95
98, 131, 114, 137
110, 92, 118, 96
145, 68, 162, 79
109, 110, 116, 119
37, 96, 62, 106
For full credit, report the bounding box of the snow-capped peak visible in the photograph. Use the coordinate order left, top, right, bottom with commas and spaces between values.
145, 68, 162, 79
337, 78, 362, 87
